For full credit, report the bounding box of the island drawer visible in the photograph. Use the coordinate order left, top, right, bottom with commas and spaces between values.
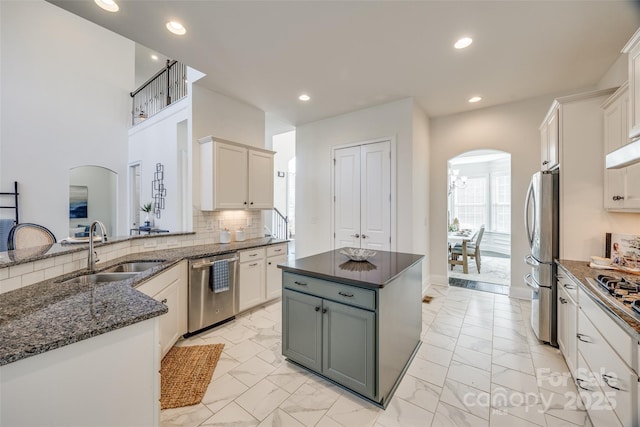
283, 272, 375, 311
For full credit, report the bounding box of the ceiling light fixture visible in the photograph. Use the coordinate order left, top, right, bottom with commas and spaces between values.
166, 21, 186, 36
151, 54, 159, 61
454, 37, 473, 49
94, 0, 119, 12
468, 96, 482, 103
299, 94, 311, 101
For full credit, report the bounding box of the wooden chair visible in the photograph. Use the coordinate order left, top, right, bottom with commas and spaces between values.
449, 225, 485, 274
7, 223, 56, 250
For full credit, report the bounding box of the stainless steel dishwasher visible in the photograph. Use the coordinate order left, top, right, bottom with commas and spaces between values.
187, 252, 239, 336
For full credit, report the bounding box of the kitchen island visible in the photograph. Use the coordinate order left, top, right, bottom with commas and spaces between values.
278, 249, 424, 408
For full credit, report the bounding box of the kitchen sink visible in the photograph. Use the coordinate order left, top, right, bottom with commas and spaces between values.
103, 260, 165, 273
62, 272, 139, 284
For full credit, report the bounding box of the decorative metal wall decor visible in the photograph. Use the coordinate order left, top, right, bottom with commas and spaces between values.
152, 163, 166, 219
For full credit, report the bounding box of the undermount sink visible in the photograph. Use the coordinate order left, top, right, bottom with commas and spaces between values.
62, 272, 139, 284
103, 260, 165, 273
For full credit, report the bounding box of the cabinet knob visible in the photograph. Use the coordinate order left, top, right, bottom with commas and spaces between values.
244, 201, 247, 205
315, 306, 320, 312
250, 202, 254, 205
161, 298, 168, 304
322, 308, 327, 314
542, 160, 549, 165
351, 233, 360, 238
268, 262, 272, 265
559, 297, 567, 304
361, 234, 368, 239
612, 195, 625, 201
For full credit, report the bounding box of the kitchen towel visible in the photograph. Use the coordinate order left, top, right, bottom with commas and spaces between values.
0, 219, 14, 252
209, 259, 229, 293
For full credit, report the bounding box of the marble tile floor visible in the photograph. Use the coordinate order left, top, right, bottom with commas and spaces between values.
162, 285, 592, 427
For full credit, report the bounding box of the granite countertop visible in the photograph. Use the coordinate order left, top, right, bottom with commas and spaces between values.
0, 237, 287, 366
278, 249, 424, 288
556, 259, 640, 340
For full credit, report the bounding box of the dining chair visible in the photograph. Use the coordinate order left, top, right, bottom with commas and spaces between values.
448, 225, 485, 274
7, 223, 57, 250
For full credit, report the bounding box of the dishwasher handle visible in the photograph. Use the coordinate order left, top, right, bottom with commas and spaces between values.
192, 257, 239, 269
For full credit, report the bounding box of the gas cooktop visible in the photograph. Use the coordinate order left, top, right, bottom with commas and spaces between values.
590, 274, 640, 320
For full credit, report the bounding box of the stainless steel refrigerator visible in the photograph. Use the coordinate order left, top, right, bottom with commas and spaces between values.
524, 169, 559, 346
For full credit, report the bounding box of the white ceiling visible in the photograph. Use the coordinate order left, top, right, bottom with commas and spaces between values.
48, 1, 640, 127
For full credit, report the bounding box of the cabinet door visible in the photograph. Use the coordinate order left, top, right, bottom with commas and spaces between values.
542, 108, 559, 170
215, 142, 248, 209
322, 300, 376, 399
238, 259, 265, 312
540, 123, 549, 170
629, 41, 640, 139
557, 285, 577, 375
623, 163, 640, 209
156, 279, 183, 357
266, 254, 287, 300
603, 89, 628, 209
282, 289, 322, 372
248, 150, 274, 209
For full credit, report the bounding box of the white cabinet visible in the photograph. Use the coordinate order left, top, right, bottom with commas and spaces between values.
602, 83, 640, 211
136, 261, 188, 356
540, 104, 559, 170
238, 244, 287, 312
266, 243, 288, 300
575, 286, 639, 427
556, 272, 578, 375
238, 248, 266, 312
198, 136, 274, 210
623, 28, 640, 139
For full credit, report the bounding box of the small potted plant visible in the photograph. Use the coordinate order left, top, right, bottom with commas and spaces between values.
141, 202, 153, 227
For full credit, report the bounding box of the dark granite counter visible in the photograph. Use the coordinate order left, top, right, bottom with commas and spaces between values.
0, 237, 287, 366
556, 259, 640, 340
278, 249, 424, 288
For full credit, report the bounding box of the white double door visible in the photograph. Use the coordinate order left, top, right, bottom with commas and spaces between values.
334, 141, 391, 251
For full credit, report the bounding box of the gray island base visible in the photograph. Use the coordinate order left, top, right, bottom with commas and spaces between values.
278, 249, 424, 408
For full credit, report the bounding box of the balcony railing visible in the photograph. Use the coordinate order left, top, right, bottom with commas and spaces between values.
130, 59, 187, 125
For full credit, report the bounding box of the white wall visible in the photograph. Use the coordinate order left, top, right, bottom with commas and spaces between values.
296, 98, 430, 289
597, 53, 628, 90
0, 1, 134, 239
430, 95, 554, 299
128, 99, 190, 232
412, 103, 430, 292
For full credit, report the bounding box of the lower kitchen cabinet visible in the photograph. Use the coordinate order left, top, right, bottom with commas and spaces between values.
557, 272, 578, 375
238, 248, 266, 312
283, 288, 376, 398
266, 248, 287, 300
136, 260, 188, 356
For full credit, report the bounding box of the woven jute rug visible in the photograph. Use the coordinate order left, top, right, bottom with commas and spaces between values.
160, 343, 225, 409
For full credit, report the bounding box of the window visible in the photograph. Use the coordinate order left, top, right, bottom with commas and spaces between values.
453, 176, 487, 229
491, 173, 511, 233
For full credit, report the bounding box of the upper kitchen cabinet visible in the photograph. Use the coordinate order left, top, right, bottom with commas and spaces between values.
602, 83, 640, 211
199, 136, 274, 210
540, 104, 559, 170
622, 28, 640, 139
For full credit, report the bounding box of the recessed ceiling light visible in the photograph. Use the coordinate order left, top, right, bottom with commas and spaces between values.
299, 94, 311, 101
94, 0, 119, 12
166, 21, 186, 36
151, 54, 159, 61
468, 96, 482, 103
454, 37, 473, 49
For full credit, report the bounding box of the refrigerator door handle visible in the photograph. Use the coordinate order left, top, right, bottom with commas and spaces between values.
524, 179, 535, 249
524, 273, 539, 290
524, 254, 539, 267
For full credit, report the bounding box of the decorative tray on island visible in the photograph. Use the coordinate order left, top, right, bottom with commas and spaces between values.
339, 247, 376, 262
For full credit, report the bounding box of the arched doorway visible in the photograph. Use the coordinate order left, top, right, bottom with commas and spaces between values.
446, 150, 511, 294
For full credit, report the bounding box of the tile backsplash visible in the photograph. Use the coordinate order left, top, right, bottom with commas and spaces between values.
0, 209, 265, 294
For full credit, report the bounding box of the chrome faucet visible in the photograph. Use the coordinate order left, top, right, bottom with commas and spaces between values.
87, 220, 108, 271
